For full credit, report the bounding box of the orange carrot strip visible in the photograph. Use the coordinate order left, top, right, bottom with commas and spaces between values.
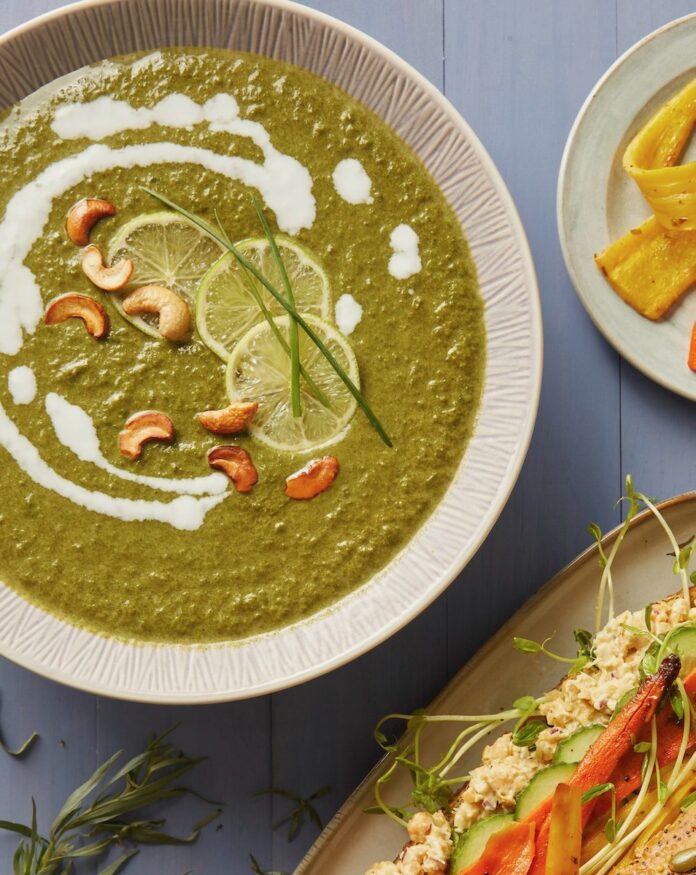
455, 822, 536, 875
526, 655, 680, 875
689, 323, 696, 373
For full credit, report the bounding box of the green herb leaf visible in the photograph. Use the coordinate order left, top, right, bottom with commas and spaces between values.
581, 782, 615, 805
633, 741, 652, 754
249, 852, 288, 875
513, 696, 537, 712
681, 790, 696, 810
513, 637, 542, 654
256, 785, 328, 843
613, 687, 638, 716
670, 684, 685, 721
639, 641, 661, 681
604, 817, 617, 842
99, 851, 139, 875
1, 731, 38, 759
644, 603, 654, 632
512, 720, 547, 750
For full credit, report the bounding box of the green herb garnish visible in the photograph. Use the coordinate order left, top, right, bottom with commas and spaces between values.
255, 785, 328, 842
0, 729, 220, 875
513, 632, 593, 675
252, 198, 302, 418
0, 726, 38, 759
249, 853, 288, 875
370, 700, 540, 825
142, 187, 393, 447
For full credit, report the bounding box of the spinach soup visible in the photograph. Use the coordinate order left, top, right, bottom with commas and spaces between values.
0, 49, 484, 643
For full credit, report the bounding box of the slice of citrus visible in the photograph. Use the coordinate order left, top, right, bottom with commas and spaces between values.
107, 212, 224, 339
226, 314, 358, 453
196, 237, 331, 361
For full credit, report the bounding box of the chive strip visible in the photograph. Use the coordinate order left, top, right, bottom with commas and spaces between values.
214, 215, 331, 409
251, 198, 302, 419
143, 188, 393, 448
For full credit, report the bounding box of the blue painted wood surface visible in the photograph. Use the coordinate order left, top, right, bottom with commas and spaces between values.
0, 1, 694, 872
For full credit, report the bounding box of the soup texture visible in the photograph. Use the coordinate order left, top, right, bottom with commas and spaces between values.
0, 49, 484, 643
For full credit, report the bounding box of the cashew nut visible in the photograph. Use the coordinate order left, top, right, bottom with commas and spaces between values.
121, 285, 192, 342
285, 456, 340, 500
208, 445, 258, 493
44, 293, 109, 340
66, 198, 116, 246
196, 401, 259, 435
81, 244, 133, 292
118, 411, 175, 460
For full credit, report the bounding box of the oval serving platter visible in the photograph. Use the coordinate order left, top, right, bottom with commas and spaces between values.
297, 492, 696, 874
558, 13, 696, 401
0, 0, 541, 703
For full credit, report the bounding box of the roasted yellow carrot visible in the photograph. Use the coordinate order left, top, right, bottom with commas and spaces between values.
595, 216, 696, 320
545, 784, 581, 875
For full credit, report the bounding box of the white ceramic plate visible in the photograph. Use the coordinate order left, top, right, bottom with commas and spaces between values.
0, 0, 541, 703
558, 13, 696, 400
297, 493, 696, 874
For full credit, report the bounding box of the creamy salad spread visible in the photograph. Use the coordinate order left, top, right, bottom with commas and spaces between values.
365, 595, 696, 875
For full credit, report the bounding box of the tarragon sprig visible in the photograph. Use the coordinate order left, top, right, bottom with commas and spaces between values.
1, 729, 221, 875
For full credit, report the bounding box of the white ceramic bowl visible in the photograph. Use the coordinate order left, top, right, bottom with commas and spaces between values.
0, 0, 542, 702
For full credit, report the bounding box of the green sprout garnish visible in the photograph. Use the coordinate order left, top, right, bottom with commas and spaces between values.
589, 474, 640, 633
0, 729, 221, 875
512, 629, 595, 675
142, 187, 393, 448
370, 700, 543, 826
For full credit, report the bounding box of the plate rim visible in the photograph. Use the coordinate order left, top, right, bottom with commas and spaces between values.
0, 0, 543, 703
557, 11, 696, 401
296, 489, 696, 873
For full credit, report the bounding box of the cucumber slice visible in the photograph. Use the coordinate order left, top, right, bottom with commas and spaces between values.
450, 813, 514, 873
668, 625, 696, 677
514, 762, 575, 821
552, 724, 604, 764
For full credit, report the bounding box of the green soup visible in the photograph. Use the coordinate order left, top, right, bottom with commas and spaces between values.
0, 49, 484, 643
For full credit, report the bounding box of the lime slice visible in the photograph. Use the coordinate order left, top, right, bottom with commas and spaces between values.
196, 237, 331, 361
107, 212, 224, 339
226, 314, 358, 453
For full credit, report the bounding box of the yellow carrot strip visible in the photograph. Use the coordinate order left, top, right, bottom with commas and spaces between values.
623, 77, 696, 230
595, 216, 696, 320
546, 784, 581, 875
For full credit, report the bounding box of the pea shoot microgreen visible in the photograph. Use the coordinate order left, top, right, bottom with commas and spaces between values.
512, 629, 595, 675
0, 729, 221, 875
370, 699, 542, 825
589, 474, 640, 633
254, 785, 329, 842
142, 187, 393, 447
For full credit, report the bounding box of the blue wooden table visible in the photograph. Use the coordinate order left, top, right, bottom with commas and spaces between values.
1, 1, 695, 872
